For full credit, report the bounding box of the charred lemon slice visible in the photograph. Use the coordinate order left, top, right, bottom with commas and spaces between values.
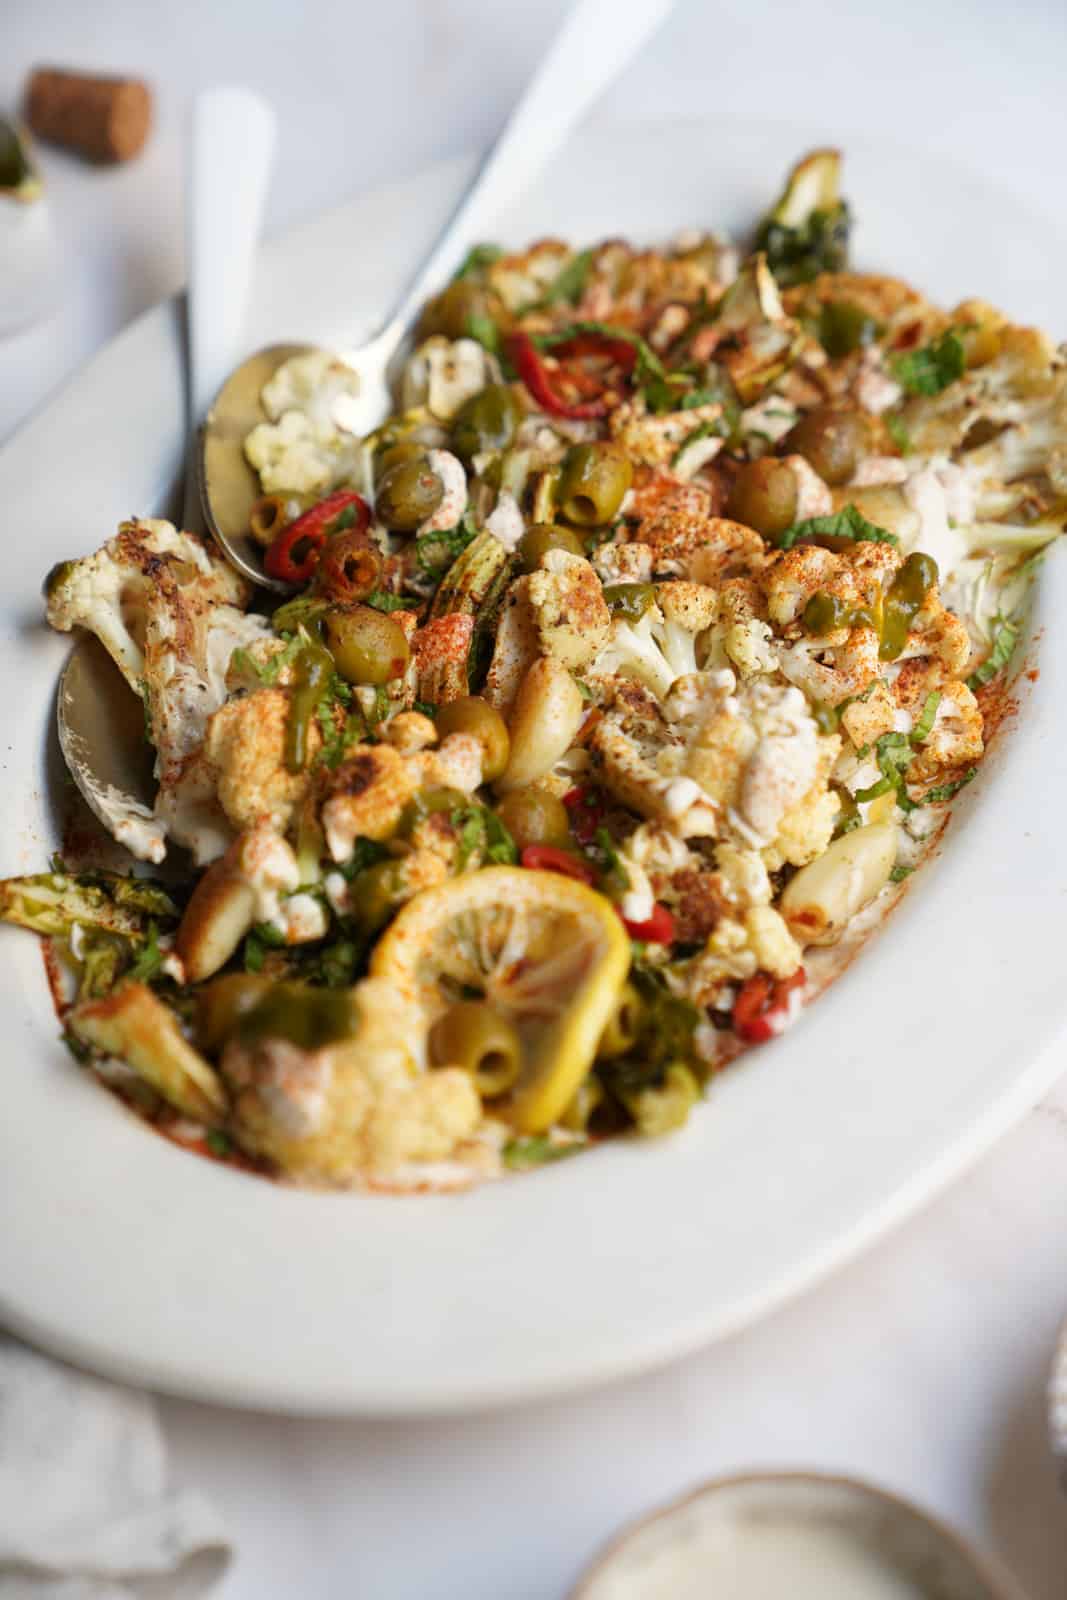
370, 866, 629, 1134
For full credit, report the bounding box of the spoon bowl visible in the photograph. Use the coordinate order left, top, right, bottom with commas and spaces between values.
197, 340, 311, 591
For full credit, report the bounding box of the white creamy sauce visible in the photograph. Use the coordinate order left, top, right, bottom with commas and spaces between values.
593, 1517, 932, 1600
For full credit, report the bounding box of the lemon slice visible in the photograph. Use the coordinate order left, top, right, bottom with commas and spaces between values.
370, 866, 629, 1134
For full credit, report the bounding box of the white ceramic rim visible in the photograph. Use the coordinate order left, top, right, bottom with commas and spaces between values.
569, 1470, 1029, 1598
1, 118, 1065, 1417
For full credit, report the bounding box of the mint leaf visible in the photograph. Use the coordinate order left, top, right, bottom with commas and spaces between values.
967, 615, 1020, 690
502, 1136, 582, 1171
885, 413, 912, 455
891, 330, 965, 396
779, 503, 899, 550
453, 243, 502, 280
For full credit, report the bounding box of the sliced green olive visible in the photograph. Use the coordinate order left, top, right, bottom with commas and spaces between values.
603, 582, 657, 621
195, 973, 274, 1056
596, 983, 645, 1060
451, 384, 521, 462
324, 605, 410, 686
351, 859, 409, 933
428, 1000, 523, 1097
817, 300, 881, 359
725, 458, 798, 539
285, 641, 335, 773
375, 457, 444, 531
416, 280, 503, 343
880, 551, 938, 661
516, 523, 586, 572
783, 406, 868, 486
375, 440, 427, 485
238, 982, 360, 1051
434, 695, 510, 782
495, 787, 571, 850
557, 442, 633, 526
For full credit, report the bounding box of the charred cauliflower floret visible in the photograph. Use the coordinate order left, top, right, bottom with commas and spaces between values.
526, 550, 611, 668
219, 977, 481, 1184
762, 541, 898, 707
636, 502, 767, 584
672, 904, 802, 1009
608, 397, 725, 472
318, 735, 483, 864
707, 578, 778, 678
203, 688, 321, 838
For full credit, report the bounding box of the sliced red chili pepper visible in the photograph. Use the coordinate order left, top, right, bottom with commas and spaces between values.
731, 967, 806, 1043
520, 844, 596, 886
548, 330, 639, 371
621, 902, 675, 943
562, 785, 604, 846
508, 332, 611, 420
264, 491, 370, 585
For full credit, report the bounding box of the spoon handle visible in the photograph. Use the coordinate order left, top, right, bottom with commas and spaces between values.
183, 87, 276, 528
376, 0, 676, 350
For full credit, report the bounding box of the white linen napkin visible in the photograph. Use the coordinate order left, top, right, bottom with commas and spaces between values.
0, 1336, 230, 1599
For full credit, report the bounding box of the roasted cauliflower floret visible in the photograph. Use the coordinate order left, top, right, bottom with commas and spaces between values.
591, 582, 716, 701
526, 550, 611, 669
662, 673, 838, 856
592, 540, 654, 586
672, 905, 802, 1008
219, 977, 481, 1184
244, 351, 363, 496
318, 735, 483, 864
636, 502, 767, 584
608, 397, 725, 471
708, 578, 778, 678
203, 688, 319, 838
400, 337, 498, 420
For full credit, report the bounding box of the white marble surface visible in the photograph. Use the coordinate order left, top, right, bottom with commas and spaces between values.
4, 0, 1067, 1594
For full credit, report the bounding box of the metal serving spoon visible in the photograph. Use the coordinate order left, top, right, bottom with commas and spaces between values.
198, 0, 678, 592
59, 86, 277, 844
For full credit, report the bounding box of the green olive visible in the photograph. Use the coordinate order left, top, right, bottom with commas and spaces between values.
495, 787, 571, 850
416, 280, 504, 343
238, 982, 360, 1051
557, 442, 633, 526
783, 406, 868, 486
428, 1000, 522, 1097
802, 591, 850, 635
351, 859, 408, 933
516, 522, 586, 572
817, 300, 881, 359
880, 551, 938, 661
434, 695, 510, 782
375, 440, 427, 485
596, 983, 646, 1060
603, 582, 657, 621
195, 973, 274, 1056
375, 457, 444, 531
725, 458, 799, 539
451, 384, 521, 463
324, 605, 410, 685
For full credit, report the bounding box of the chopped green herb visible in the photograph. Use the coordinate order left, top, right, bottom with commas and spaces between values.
365, 591, 411, 613
413, 699, 438, 719
414, 514, 478, 578
502, 1135, 583, 1172
889, 863, 914, 882
205, 1130, 232, 1158
779, 503, 899, 550
338, 838, 390, 882
62, 1028, 92, 1065
922, 768, 977, 805
967, 615, 1020, 689
891, 329, 966, 396
593, 826, 630, 899
243, 922, 286, 973
230, 631, 303, 687
855, 731, 916, 812
885, 413, 912, 455
127, 922, 164, 983
465, 312, 502, 356
537, 321, 667, 384
911, 690, 941, 744
453, 243, 502, 280
669, 419, 722, 469
529, 249, 592, 310
451, 804, 518, 869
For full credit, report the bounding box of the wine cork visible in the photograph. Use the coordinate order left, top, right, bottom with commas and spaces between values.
23, 67, 152, 165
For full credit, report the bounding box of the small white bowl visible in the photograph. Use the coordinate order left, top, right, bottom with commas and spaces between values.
571, 1472, 1025, 1599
